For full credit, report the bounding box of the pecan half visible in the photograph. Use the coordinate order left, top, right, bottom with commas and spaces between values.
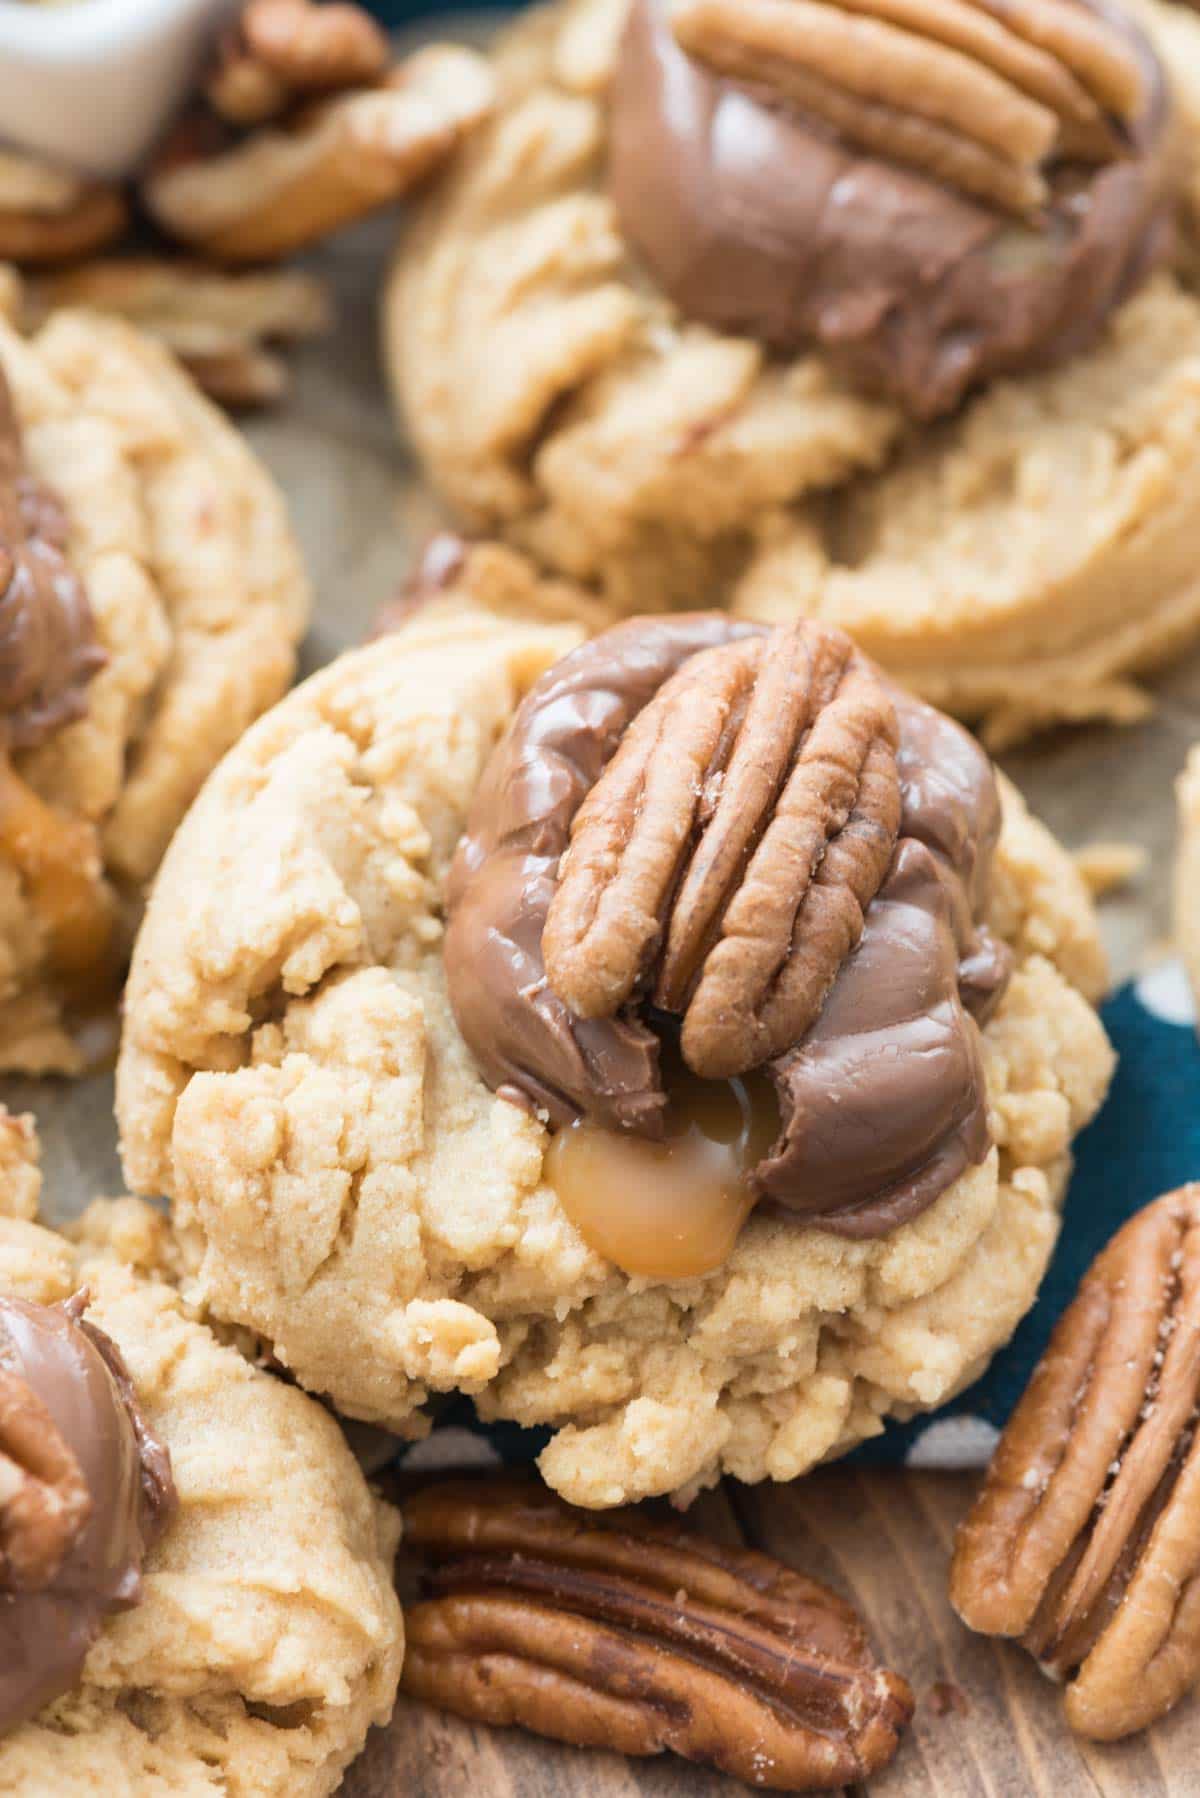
0, 1362, 90, 1593
144, 45, 495, 265
951, 1184, 1200, 1740
207, 0, 390, 125
400, 1479, 913, 1789
0, 151, 127, 269
542, 620, 901, 1080
670, 0, 1146, 217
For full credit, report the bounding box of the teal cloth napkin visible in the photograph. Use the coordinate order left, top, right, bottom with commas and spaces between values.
854, 964, 1200, 1466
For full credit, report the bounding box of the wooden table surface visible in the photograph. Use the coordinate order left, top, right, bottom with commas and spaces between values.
342, 1468, 1200, 1797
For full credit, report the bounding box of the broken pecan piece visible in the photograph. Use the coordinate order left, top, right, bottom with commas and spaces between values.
542, 619, 901, 1080
0, 151, 127, 269
670, 0, 1146, 217
0, 1362, 90, 1593
207, 0, 390, 125
951, 1184, 1200, 1739
145, 31, 495, 265
400, 1479, 914, 1789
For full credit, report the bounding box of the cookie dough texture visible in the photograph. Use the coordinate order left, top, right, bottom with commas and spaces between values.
0, 309, 308, 1072
0, 1123, 403, 1798
116, 599, 1114, 1508
385, 0, 1200, 746
1176, 745, 1200, 1018
733, 280, 1200, 749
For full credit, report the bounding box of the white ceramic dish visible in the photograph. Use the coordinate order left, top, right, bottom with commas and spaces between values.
0, 0, 237, 180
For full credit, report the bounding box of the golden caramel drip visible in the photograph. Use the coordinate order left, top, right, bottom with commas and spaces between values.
0, 759, 114, 990
546, 1054, 778, 1280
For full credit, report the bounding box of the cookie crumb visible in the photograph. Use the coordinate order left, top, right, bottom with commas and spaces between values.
927, 1681, 970, 1718
1074, 842, 1147, 898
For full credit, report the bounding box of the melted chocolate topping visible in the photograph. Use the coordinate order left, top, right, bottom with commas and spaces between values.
444, 615, 1012, 1241
609, 0, 1176, 420
0, 367, 104, 754
0, 1293, 175, 1737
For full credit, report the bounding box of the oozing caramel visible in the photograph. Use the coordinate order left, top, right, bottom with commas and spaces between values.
0, 759, 115, 989
546, 1055, 778, 1280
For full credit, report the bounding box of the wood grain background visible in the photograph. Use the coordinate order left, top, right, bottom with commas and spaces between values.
344, 1470, 1200, 1797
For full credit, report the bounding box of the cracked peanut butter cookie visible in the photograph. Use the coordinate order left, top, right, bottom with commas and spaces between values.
0, 306, 309, 1074
0, 1112, 403, 1798
386, 0, 1200, 744
116, 566, 1114, 1510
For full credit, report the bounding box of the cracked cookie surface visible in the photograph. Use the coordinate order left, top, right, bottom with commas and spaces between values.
386, 0, 1200, 743
0, 1120, 403, 1798
0, 308, 309, 1073
117, 586, 1115, 1509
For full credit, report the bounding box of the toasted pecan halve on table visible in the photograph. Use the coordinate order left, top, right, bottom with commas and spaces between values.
952, 1183, 1200, 1740
399, 1478, 914, 1791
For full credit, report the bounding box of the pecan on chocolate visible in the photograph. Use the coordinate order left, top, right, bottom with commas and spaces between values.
542, 619, 901, 1080
951, 1184, 1200, 1740
0, 1361, 90, 1593
669, 0, 1146, 217
400, 1478, 914, 1790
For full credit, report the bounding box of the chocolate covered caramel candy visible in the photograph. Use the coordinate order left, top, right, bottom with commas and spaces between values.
610, 0, 1178, 418
0, 1292, 174, 1735
444, 614, 1011, 1270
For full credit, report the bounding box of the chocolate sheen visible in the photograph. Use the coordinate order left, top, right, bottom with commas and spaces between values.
0, 367, 104, 754
444, 616, 1012, 1240
0, 1293, 175, 1737
609, 0, 1176, 420
372, 532, 469, 639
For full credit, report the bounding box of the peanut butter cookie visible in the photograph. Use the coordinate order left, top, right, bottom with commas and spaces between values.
0, 1114, 403, 1796
386, 0, 1200, 744
0, 307, 309, 1073
116, 567, 1114, 1509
